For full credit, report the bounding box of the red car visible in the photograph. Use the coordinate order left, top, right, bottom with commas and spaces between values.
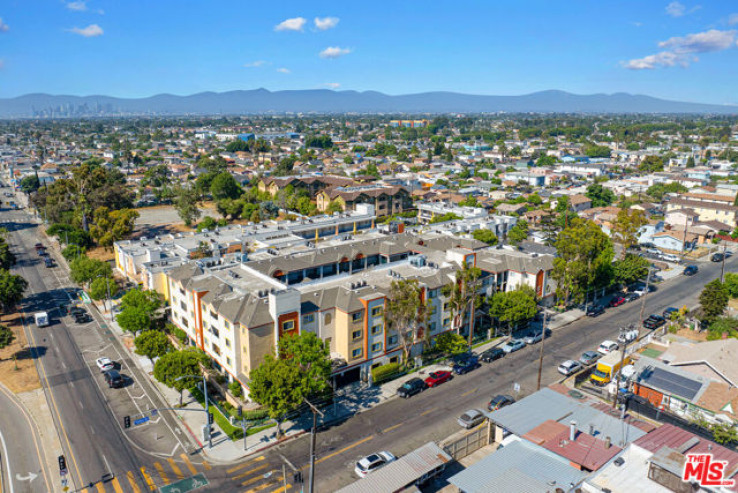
609, 296, 625, 307
424, 371, 453, 388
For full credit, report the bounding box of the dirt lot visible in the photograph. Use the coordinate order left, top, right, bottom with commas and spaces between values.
86, 246, 115, 262
0, 312, 41, 393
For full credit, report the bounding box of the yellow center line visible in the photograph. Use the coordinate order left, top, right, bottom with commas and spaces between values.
111, 477, 125, 493
233, 464, 268, 481
180, 453, 198, 475
272, 484, 292, 493
154, 462, 170, 485
314, 435, 374, 466
227, 455, 264, 474
140, 466, 157, 491
381, 423, 403, 433
167, 457, 184, 480
127, 471, 142, 493
420, 407, 437, 417
461, 387, 478, 397
240, 469, 275, 487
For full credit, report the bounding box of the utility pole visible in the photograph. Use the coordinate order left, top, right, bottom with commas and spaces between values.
721, 244, 727, 283
304, 399, 324, 493
536, 309, 549, 391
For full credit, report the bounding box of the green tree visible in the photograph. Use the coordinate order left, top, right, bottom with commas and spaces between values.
611, 209, 648, 258
121, 289, 162, 314
433, 332, 468, 355
489, 286, 538, 334
153, 348, 208, 406
386, 279, 430, 362
724, 273, 738, 298
216, 199, 244, 220
700, 279, 729, 322
646, 182, 688, 201
535, 154, 556, 167
89, 277, 119, 301
0, 324, 16, 354
584, 145, 611, 158
116, 307, 151, 334
507, 220, 529, 245
209, 172, 242, 201
134, 330, 173, 364
69, 256, 112, 285
444, 263, 482, 345
612, 254, 650, 286
20, 175, 40, 194
472, 229, 498, 246
173, 183, 201, 227
0, 239, 16, 270
325, 200, 343, 214
686, 156, 695, 168
429, 212, 462, 224
638, 155, 664, 173
89, 207, 139, 248
0, 270, 28, 311
585, 184, 615, 207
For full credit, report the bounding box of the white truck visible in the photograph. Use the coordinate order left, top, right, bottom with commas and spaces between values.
34, 312, 49, 327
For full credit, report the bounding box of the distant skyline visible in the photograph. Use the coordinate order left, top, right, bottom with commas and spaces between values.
1, 1, 737, 104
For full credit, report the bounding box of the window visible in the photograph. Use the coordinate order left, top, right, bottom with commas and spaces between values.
352, 311, 363, 323
371, 306, 383, 317
211, 327, 219, 338
179, 287, 185, 296
352, 348, 363, 359
371, 342, 383, 353
428, 289, 437, 299
324, 313, 332, 325
224, 320, 230, 330
388, 335, 398, 346
226, 357, 232, 366
225, 338, 231, 348
352, 329, 362, 340
210, 311, 218, 321
371, 324, 382, 335
429, 322, 437, 332
303, 313, 315, 324
282, 320, 295, 332
212, 344, 221, 356
443, 318, 451, 328
443, 302, 450, 311
180, 301, 187, 311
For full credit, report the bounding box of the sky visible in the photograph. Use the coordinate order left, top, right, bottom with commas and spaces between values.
1, 1, 737, 104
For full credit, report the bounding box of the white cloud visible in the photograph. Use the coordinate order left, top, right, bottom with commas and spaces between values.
274, 17, 306, 32
323, 82, 341, 89
624, 29, 736, 69
314, 17, 339, 30
728, 13, 738, 26
276, 67, 291, 74
0, 18, 9, 32
319, 46, 351, 59
244, 60, 267, 68
69, 24, 104, 37
66, 1, 87, 11
666, 1, 685, 17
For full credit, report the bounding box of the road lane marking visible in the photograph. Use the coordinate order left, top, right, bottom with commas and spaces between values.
461, 387, 478, 397
167, 457, 184, 480
240, 469, 274, 487
272, 484, 292, 493
126, 471, 142, 493
154, 462, 170, 485
95, 482, 105, 492
420, 407, 437, 417
202, 460, 212, 471
315, 435, 374, 465
381, 423, 403, 433
140, 467, 156, 491
111, 477, 125, 493
233, 464, 268, 481
227, 455, 264, 474
244, 478, 280, 493
180, 453, 197, 475
0, 430, 13, 493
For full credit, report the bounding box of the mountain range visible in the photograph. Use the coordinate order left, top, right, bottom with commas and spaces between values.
1, 89, 736, 117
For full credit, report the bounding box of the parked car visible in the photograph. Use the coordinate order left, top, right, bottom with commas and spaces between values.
617, 328, 639, 344
488, 394, 515, 411
424, 371, 453, 388
725, 250, 733, 258
104, 369, 124, 388
34, 242, 43, 250
558, 360, 583, 376
580, 351, 600, 365
397, 378, 426, 398
630, 283, 655, 296
479, 347, 505, 363
586, 305, 605, 317
44, 257, 54, 268
712, 253, 724, 262
354, 451, 396, 478
96, 357, 115, 372
643, 314, 666, 330
69, 306, 86, 317
524, 328, 551, 345
597, 340, 619, 355
452, 356, 480, 375
660, 253, 680, 263
457, 409, 485, 429
662, 307, 679, 319
501, 339, 526, 354
74, 312, 92, 324
683, 265, 698, 276
623, 292, 640, 303
609, 296, 626, 307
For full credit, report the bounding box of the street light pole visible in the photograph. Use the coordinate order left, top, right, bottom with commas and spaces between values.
304, 399, 324, 493
536, 309, 549, 391
175, 374, 212, 449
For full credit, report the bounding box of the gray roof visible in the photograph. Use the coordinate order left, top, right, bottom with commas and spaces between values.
448, 439, 589, 493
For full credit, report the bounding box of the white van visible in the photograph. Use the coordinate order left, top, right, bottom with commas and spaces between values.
34, 312, 49, 327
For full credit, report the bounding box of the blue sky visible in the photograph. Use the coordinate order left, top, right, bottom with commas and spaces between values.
1, 1, 737, 103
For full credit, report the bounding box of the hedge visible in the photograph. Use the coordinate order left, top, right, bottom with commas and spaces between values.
371, 362, 404, 384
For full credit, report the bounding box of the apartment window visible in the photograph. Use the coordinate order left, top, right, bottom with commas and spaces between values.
324, 313, 332, 325
371, 306, 383, 317
428, 289, 437, 299
211, 327, 219, 338
282, 320, 295, 332
179, 287, 185, 296
225, 338, 231, 348
210, 311, 218, 321
371, 324, 382, 335
180, 301, 187, 311
212, 344, 221, 356
443, 302, 450, 311
226, 357, 232, 366
444, 318, 451, 328
371, 342, 383, 353
388, 335, 398, 346
224, 320, 230, 330
352, 311, 363, 323
303, 314, 315, 324
352, 348, 363, 359
352, 329, 362, 340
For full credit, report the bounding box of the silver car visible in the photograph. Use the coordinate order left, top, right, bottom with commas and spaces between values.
457, 409, 485, 429
502, 339, 526, 353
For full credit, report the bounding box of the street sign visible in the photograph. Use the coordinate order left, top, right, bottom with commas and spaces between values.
134, 416, 150, 426
159, 473, 209, 493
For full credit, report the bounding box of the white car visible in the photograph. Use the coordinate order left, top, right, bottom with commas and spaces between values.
96, 357, 114, 372
355, 451, 396, 478
558, 360, 582, 376
597, 340, 619, 355
617, 329, 639, 344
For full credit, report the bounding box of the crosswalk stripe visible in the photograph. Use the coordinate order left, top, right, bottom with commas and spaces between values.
127, 471, 142, 493
228, 456, 264, 474
244, 478, 280, 493
202, 460, 212, 471
180, 453, 197, 475
272, 484, 292, 493
111, 477, 125, 493
240, 469, 276, 487
154, 462, 170, 485
80, 489, 88, 493
234, 464, 268, 481
140, 467, 157, 491
167, 457, 184, 480
95, 483, 106, 493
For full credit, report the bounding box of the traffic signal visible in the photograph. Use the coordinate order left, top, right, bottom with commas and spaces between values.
124, 416, 131, 429
208, 412, 214, 425
293, 471, 303, 484
58, 455, 67, 473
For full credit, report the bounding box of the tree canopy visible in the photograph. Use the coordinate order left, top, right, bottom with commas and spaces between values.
135, 330, 173, 363
489, 285, 538, 333
472, 229, 498, 246
700, 279, 729, 322
0, 270, 27, 311
585, 184, 615, 207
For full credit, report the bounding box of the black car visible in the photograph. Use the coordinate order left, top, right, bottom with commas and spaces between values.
488, 394, 515, 411
479, 347, 505, 363
586, 305, 605, 317
104, 369, 124, 388
683, 265, 698, 276
69, 306, 86, 316
397, 378, 426, 398
74, 312, 92, 324
44, 257, 54, 268
452, 356, 480, 375
643, 314, 666, 330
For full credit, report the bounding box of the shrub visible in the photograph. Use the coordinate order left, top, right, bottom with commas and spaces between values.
229, 381, 243, 398
243, 409, 269, 421
371, 362, 403, 384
